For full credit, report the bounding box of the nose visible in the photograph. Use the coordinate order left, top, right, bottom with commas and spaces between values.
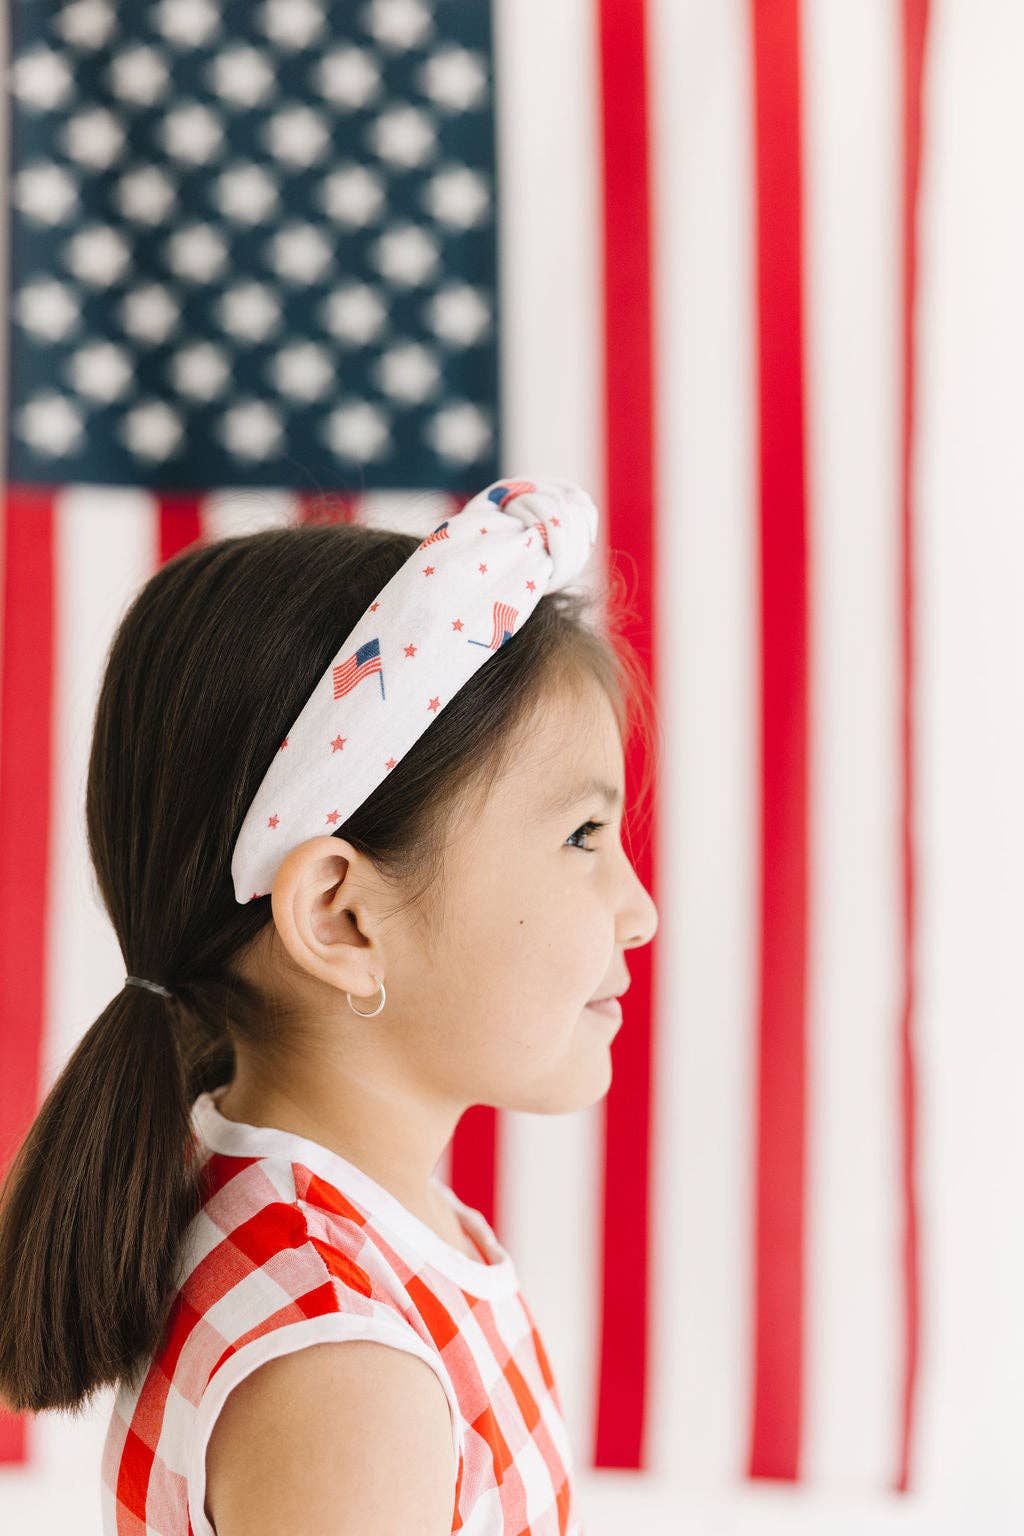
620, 865, 658, 951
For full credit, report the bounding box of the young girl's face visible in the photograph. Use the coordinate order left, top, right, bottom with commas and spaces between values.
393, 673, 659, 1115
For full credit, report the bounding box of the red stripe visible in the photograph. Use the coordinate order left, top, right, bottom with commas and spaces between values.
158, 496, 202, 562
897, 0, 928, 1493
594, 0, 658, 1468
298, 490, 359, 524
0, 488, 55, 1465
748, 0, 808, 1480
450, 1102, 499, 1241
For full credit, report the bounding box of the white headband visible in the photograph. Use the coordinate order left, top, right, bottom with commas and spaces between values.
230, 476, 601, 903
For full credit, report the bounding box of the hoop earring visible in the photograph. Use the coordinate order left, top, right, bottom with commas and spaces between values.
346, 973, 386, 1018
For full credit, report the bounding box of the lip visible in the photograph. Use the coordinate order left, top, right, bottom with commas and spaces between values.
588, 981, 630, 1004
585, 996, 623, 1020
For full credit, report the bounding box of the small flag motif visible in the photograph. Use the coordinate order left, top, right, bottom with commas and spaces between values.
332, 637, 384, 701
467, 597, 518, 649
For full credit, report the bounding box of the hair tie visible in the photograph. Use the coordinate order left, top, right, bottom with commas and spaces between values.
124, 974, 173, 999
230, 476, 599, 904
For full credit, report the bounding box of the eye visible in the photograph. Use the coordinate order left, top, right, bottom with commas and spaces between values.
565, 818, 607, 853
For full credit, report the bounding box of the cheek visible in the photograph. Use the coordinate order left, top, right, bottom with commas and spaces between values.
450, 854, 603, 1010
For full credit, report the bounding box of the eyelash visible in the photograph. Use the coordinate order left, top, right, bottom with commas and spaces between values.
565, 818, 607, 853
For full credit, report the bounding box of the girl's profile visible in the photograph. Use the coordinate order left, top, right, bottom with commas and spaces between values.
0, 484, 657, 1534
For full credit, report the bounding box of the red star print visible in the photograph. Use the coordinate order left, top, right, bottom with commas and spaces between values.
280, 736, 288, 750
385, 756, 397, 769
428, 696, 440, 712
404, 642, 417, 657
423, 564, 436, 576
325, 809, 340, 825
551, 515, 560, 526
526, 579, 536, 592
478, 561, 487, 574
268, 814, 279, 829
451, 617, 464, 631
370, 601, 380, 611
479, 527, 488, 533
330, 735, 345, 751
251, 892, 260, 900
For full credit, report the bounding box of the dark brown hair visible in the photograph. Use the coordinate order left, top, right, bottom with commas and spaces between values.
0, 514, 654, 1416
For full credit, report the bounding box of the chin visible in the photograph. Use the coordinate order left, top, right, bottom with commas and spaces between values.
502, 1060, 615, 1116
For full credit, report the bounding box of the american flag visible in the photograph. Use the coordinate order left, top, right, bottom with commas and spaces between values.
3, 0, 975, 1525
332, 635, 385, 699
478, 596, 517, 649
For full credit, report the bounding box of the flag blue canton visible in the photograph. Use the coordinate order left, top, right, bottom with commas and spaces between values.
7, 0, 499, 492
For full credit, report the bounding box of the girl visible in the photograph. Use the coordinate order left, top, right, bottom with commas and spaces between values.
0, 477, 658, 1535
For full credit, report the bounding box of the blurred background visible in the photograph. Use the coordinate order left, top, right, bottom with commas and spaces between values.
0, 0, 1020, 1530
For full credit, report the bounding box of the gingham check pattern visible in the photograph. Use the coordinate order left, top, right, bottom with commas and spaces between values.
100, 1087, 584, 1535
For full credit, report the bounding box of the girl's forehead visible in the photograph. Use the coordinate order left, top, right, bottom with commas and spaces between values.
530, 677, 620, 750
493, 728, 624, 822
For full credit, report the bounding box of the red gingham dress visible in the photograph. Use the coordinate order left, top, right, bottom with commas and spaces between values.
100, 1085, 584, 1535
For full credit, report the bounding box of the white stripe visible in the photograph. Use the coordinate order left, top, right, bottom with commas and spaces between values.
484, 0, 606, 1480
42, 490, 161, 1095
357, 488, 459, 536
646, 0, 759, 1485
201, 488, 301, 539
914, 0, 1024, 1514
801, 0, 905, 1486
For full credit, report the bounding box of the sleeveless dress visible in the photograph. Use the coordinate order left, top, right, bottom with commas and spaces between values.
100, 1085, 584, 1535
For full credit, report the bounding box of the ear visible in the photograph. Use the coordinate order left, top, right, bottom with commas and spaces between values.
269, 836, 386, 999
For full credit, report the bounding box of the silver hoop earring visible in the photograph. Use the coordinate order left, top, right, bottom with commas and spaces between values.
346, 973, 386, 1017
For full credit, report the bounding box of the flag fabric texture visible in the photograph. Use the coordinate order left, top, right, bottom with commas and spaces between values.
0, 0, 941, 1520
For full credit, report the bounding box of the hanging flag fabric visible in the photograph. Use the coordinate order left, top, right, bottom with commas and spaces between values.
0, 0, 941, 1523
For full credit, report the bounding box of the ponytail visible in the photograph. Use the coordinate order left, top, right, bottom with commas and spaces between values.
0, 983, 208, 1413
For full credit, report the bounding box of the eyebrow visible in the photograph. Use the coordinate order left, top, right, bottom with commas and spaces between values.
544, 777, 624, 817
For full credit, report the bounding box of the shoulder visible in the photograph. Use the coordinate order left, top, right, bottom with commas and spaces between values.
185, 1181, 462, 1533
187, 1155, 412, 1340
204, 1335, 459, 1536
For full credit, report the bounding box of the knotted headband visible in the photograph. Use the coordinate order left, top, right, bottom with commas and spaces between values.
230, 476, 601, 903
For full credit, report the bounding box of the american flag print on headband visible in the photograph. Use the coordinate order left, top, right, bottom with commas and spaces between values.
420, 519, 452, 548
332, 637, 385, 703
468, 599, 519, 650
489, 477, 541, 507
